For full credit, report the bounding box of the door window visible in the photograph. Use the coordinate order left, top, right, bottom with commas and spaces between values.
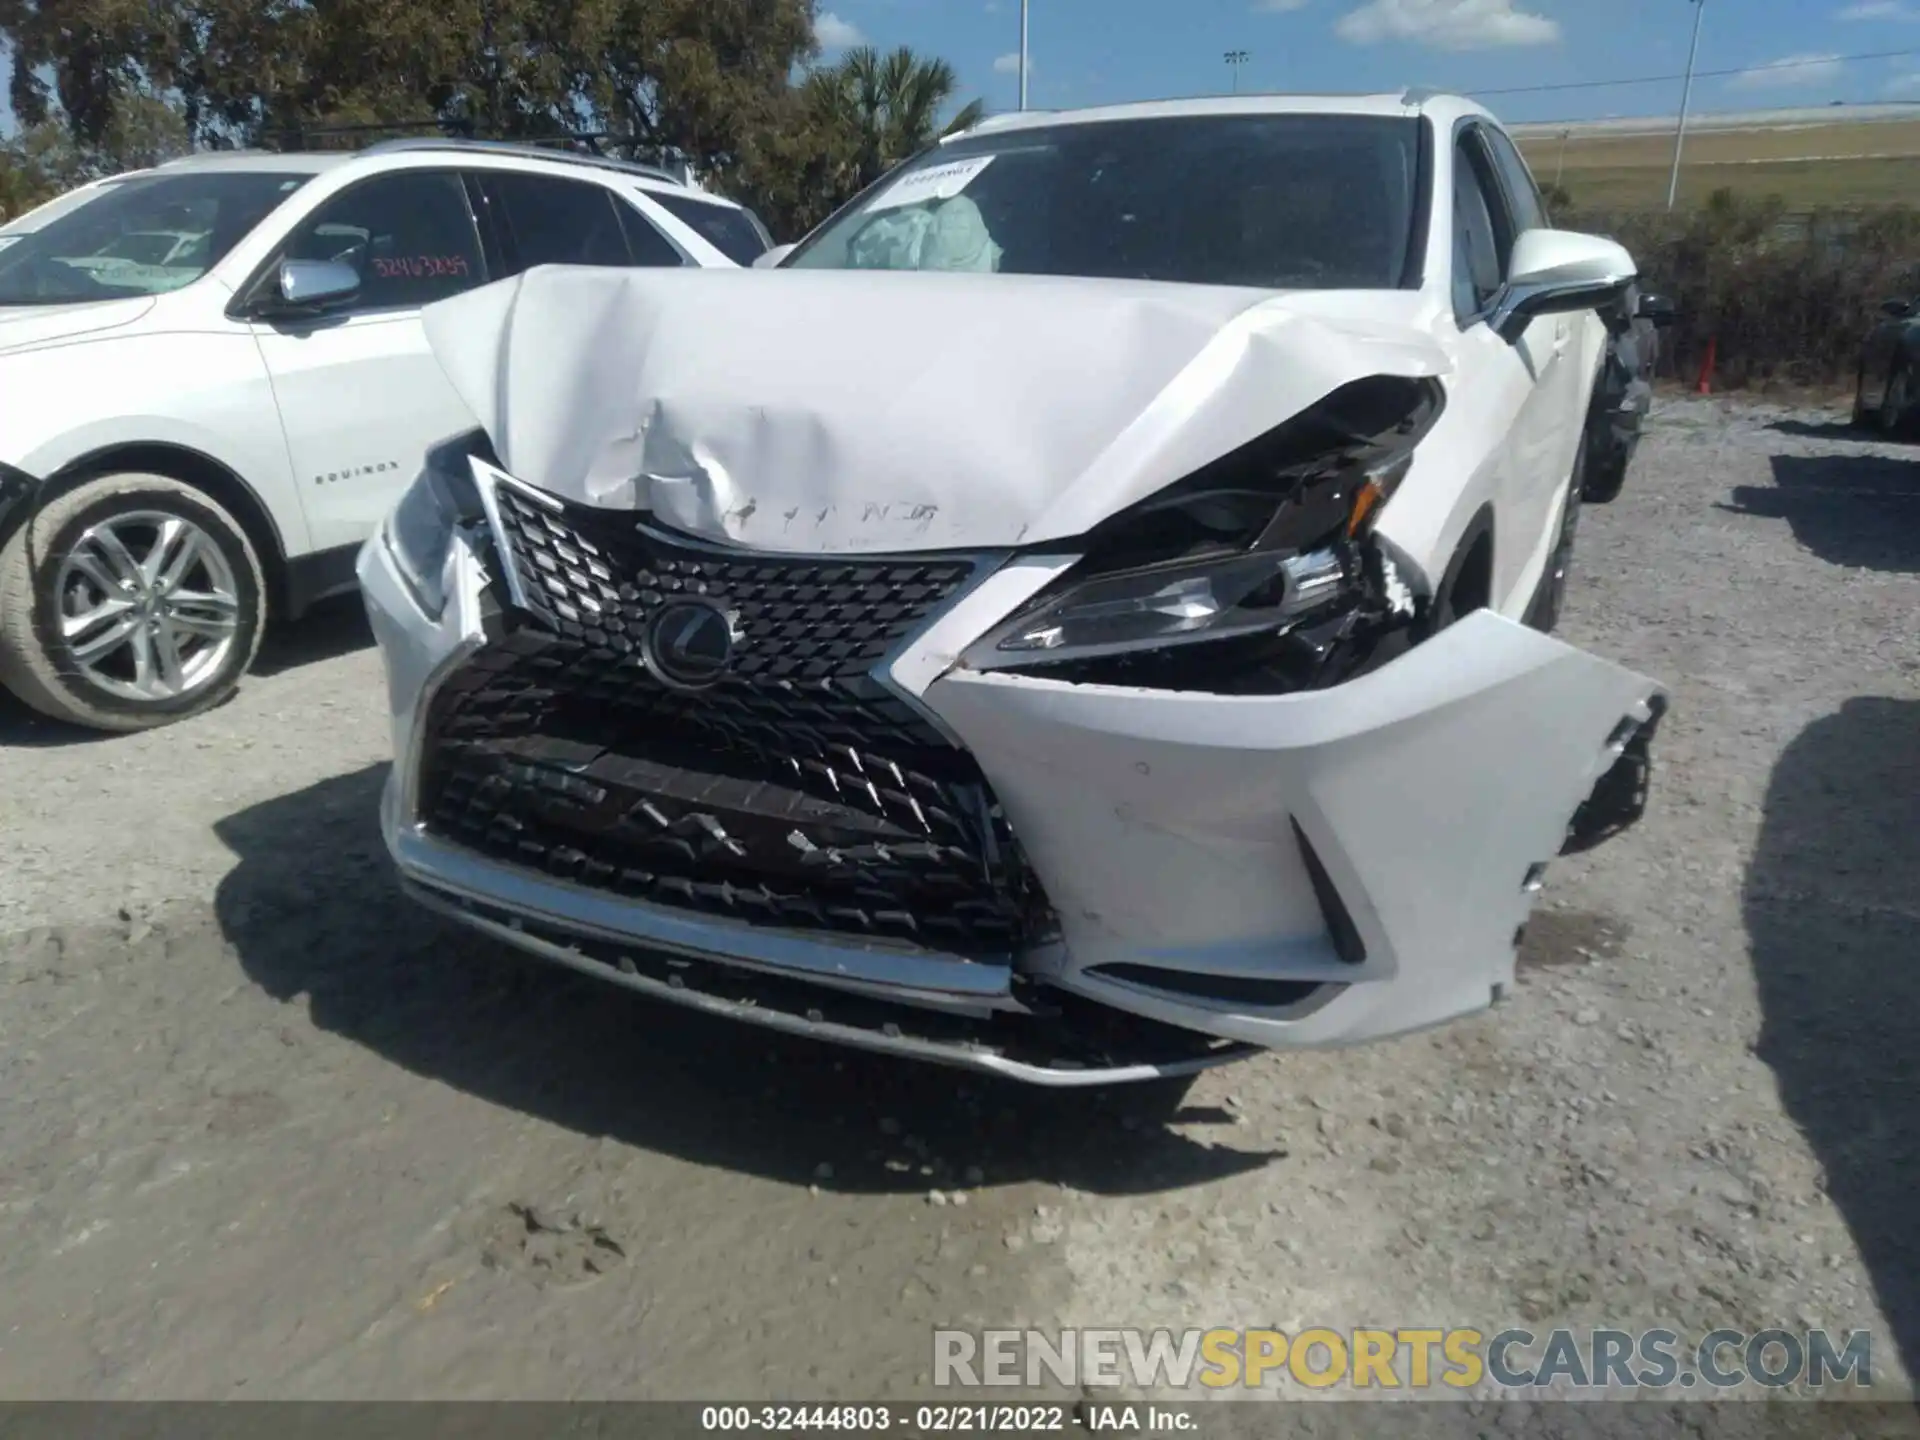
481, 172, 640, 271
616, 206, 690, 268
643, 190, 770, 265
1452, 133, 1515, 322
279, 172, 487, 311
1483, 128, 1549, 233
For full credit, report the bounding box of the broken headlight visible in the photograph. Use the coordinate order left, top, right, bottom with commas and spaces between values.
968, 376, 1443, 682
381, 433, 491, 620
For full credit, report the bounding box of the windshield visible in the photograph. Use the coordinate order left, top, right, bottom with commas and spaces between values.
0, 170, 311, 306
787, 113, 1423, 291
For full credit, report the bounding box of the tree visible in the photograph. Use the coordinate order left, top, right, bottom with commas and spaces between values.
0, 0, 982, 239
807, 45, 983, 193
0, 92, 188, 221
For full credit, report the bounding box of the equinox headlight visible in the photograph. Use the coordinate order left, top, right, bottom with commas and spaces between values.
381, 433, 490, 620
968, 375, 1442, 676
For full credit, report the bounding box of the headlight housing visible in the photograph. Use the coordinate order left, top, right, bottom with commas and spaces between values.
381, 432, 491, 620
967, 375, 1443, 689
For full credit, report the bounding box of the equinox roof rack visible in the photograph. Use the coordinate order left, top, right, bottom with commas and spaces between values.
359, 137, 686, 186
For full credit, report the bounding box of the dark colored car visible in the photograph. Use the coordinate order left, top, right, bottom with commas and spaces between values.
1583, 284, 1678, 504
1853, 292, 1920, 437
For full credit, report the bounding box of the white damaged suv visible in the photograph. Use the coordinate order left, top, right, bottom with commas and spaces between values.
0, 142, 769, 730
360, 92, 1669, 1084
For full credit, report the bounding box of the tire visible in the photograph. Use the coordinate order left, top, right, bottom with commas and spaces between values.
1526, 440, 1587, 636
1580, 440, 1629, 506
0, 473, 267, 732
1877, 359, 1914, 439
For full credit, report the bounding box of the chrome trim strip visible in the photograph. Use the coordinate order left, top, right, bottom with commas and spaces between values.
391, 823, 1021, 1002
467, 458, 548, 612
408, 882, 1250, 1087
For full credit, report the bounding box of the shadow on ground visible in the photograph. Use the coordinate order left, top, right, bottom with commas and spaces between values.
1723, 453, 1920, 572
213, 765, 1276, 1198
252, 594, 374, 676
1765, 418, 1875, 443
1745, 697, 1920, 1381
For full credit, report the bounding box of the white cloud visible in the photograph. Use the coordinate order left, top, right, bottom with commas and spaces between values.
1839, 0, 1918, 18
815, 11, 866, 49
1726, 52, 1847, 89
1335, 0, 1559, 50
1887, 68, 1920, 90
993, 50, 1033, 76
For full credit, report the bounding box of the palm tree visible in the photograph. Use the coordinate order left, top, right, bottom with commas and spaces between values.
811, 45, 986, 192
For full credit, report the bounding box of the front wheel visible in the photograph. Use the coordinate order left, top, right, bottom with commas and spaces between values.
0, 474, 267, 732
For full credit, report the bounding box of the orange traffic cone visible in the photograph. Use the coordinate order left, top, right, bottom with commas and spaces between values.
1695, 337, 1717, 395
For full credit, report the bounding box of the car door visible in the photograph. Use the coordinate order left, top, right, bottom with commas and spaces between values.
248, 169, 493, 555
1484, 124, 1597, 476
1447, 124, 1572, 611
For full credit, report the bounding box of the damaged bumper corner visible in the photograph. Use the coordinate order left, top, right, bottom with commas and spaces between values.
916, 612, 1667, 1052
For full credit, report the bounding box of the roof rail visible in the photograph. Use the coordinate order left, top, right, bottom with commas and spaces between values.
1400, 86, 1447, 107
359, 136, 686, 186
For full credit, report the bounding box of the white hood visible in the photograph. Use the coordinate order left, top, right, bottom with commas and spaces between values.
422, 266, 1449, 554
0, 297, 157, 356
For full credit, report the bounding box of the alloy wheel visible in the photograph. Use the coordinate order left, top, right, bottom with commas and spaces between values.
53, 510, 242, 702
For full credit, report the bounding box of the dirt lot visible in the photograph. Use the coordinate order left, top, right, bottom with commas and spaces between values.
1, 396, 1917, 1401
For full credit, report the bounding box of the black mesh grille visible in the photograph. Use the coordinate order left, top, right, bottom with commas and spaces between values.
417, 483, 1053, 959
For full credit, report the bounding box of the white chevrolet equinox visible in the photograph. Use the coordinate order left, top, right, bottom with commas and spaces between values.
0, 140, 770, 731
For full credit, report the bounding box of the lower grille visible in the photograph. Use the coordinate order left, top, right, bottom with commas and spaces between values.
417, 482, 1053, 959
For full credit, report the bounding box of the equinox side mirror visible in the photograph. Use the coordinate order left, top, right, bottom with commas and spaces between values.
265, 258, 361, 314
1492, 229, 1638, 345
752, 243, 797, 270
1880, 297, 1914, 319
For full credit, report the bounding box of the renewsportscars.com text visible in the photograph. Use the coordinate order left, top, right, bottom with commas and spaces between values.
933, 1327, 1873, 1392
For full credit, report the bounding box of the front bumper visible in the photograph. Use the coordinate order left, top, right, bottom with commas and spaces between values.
359, 495, 1666, 1085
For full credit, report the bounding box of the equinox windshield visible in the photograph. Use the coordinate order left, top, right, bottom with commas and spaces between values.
0, 170, 310, 305
787, 113, 1424, 290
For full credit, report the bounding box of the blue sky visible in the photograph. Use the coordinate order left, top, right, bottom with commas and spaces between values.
816, 0, 1920, 124
6, 0, 1920, 138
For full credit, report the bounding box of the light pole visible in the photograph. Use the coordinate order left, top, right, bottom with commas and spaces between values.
1225, 50, 1250, 94
1666, 0, 1706, 211
1019, 0, 1030, 110
1555, 127, 1571, 186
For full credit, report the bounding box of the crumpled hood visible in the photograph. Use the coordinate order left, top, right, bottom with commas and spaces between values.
0, 296, 159, 356
422, 266, 1448, 554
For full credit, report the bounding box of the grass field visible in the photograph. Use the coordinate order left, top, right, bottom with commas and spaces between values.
1515, 117, 1920, 210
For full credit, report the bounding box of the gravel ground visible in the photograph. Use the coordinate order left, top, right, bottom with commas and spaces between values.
0, 395, 1916, 1403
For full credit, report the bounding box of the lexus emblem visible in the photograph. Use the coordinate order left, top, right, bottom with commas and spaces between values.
642, 597, 739, 691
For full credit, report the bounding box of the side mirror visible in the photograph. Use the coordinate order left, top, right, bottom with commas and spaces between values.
1880, 297, 1914, 319
1637, 292, 1679, 327
270, 258, 361, 312
1491, 229, 1638, 345
751, 243, 797, 270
